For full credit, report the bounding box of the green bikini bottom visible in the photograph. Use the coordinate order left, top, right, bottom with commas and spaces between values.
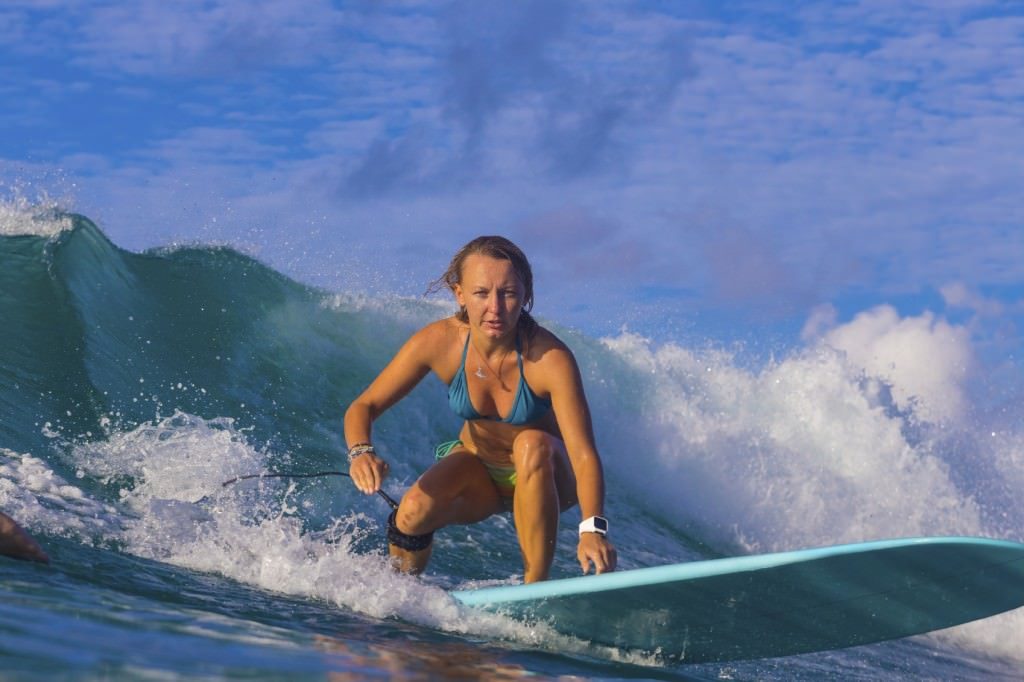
434, 439, 517, 494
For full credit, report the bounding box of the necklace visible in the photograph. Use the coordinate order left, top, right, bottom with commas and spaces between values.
471, 338, 511, 385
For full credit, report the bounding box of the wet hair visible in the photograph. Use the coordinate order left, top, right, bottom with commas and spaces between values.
427, 235, 537, 336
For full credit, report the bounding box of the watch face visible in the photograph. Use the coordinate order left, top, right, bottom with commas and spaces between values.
594, 517, 608, 532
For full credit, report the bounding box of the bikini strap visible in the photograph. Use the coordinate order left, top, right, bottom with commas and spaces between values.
515, 331, 524, 372
460, 331, 471, 364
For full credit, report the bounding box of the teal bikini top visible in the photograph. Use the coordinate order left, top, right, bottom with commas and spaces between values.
448, 333, 552, 426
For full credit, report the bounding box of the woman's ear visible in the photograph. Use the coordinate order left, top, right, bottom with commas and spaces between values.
453, 283, 465, 308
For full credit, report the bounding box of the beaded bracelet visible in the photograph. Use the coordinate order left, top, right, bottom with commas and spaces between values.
347, 442, 376, 462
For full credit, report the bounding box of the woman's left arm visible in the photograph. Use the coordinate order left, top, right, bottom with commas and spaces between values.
546, 347, 617, 575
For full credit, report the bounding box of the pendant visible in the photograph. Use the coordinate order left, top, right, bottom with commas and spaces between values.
474, 366, 487, 379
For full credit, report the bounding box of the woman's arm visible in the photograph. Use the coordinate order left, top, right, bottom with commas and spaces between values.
544, 346, 618, 575
344, 323, 440, 493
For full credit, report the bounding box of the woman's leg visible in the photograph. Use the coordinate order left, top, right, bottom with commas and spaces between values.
389, 450, 504, 575
510, 430, 577, 583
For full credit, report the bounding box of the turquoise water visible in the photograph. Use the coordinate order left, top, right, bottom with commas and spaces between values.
1, 212, 1023, 679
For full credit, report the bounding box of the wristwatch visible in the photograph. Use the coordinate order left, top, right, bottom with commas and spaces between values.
579, 515, 609, 537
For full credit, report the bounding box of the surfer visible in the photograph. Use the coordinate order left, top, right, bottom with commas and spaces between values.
344, 236, 616, 583
0, 511, 49, 564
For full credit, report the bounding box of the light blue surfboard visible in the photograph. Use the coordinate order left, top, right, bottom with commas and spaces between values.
451, 537, 1024, 662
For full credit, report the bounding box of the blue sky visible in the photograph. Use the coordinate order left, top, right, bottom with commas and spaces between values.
2, 0, 1023, 358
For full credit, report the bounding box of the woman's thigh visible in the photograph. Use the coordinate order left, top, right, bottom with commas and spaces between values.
411, 449, 505, 526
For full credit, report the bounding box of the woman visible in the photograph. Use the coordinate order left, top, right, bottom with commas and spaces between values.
344, 236, 616, 583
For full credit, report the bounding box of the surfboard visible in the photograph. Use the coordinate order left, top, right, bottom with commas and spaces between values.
451, 536, 1024, 662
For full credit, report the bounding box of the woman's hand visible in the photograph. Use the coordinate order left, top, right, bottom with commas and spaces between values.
349, 452, 390, 494
578, 533, 617, 575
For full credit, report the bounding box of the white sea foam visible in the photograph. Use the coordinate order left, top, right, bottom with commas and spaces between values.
53, 411, 645, 661
71, 410, 266, 506
928, 608, 1024, 666
0, 449, 122, 541
597, 333, 980, 552
592, 305, 1024, 666
322, 290, 454, 329
0, 194, 72, 237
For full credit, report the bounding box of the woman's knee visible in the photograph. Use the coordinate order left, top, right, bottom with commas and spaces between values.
512, 431, 559, 480
396, 484, 435, 534
397, 453, 498, 532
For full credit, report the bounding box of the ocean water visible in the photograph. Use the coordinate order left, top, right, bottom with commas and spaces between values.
2, 206, 1023, 680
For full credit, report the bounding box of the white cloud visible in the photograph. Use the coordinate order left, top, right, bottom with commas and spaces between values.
72, 0, 348, 77
941, 282, 1006, 318
801, 303, 838, 342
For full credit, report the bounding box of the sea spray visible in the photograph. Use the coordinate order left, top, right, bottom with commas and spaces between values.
61, 412, 654, 663
0, 193, 71, 237
0, 449, 123, 543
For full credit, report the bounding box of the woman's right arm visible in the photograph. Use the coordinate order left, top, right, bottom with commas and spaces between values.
344, 324, 439, 494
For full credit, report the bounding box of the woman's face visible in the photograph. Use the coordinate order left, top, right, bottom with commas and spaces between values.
454, 253, 525, 339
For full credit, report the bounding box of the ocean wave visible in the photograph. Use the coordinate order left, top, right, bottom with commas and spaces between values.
3, 206, 1024, 666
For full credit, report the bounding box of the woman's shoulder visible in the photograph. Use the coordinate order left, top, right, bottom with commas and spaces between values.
523, 324, 573, 363
407, 317, 464, 356
521, 325, 580, 396
413, 316, 463, 337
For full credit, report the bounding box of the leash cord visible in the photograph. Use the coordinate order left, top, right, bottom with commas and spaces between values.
220, 471, 399, 509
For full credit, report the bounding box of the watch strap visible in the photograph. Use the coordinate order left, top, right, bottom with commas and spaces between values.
579, 515, 609, 536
